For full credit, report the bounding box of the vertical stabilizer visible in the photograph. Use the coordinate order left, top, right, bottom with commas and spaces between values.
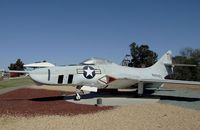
150, 50, 172, 78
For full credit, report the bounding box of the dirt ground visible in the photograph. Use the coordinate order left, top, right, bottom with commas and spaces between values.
163, 83, 200, 92
0, 103, 200, 130
28, 85, 76, 92
0, 84, 200, 130
0, 88, 112, 116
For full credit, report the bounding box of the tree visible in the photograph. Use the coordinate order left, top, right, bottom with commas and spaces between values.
128, 42, 158, 67
172, 48, 200, 81
8, 59, 24, 70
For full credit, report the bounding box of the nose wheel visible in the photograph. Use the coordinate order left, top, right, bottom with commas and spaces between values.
75, 92, 81, 100
74, 86, 84, 101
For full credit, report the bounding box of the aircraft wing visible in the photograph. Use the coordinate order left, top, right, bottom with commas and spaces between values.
140, 79, 200, 85
107, 76, 200, 88
106, 77, 200, 94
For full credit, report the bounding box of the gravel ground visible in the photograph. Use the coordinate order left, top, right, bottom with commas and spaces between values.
0, 103, 200, 130
156, 84, 200, 110
0, 84, 200, 130
0, 88, 112, 116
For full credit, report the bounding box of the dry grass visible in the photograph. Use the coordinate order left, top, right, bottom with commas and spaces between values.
28, 85, 76, 92
0, 103, 200, 130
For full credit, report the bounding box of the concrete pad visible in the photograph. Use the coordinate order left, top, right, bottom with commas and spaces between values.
66, 97, 159, 106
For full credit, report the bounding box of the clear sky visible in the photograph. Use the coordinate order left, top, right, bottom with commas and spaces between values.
0, 0, 200, 69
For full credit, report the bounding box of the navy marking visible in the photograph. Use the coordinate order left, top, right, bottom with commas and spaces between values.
77, 66, 101, 79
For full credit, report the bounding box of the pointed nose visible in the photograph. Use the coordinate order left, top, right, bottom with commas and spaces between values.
29, 68, 49, 84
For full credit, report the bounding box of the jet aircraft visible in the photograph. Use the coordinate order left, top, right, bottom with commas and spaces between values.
15, 50, 198, 100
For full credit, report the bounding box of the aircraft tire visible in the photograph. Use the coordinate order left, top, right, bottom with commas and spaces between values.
75, 93, 81, 101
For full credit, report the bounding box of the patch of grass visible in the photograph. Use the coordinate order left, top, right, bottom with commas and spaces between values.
0, 72, 2, 81
0, 77, 34, 89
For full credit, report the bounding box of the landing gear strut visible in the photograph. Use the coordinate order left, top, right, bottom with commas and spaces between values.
75, 92, 81, 100
137, 81, 144, 96
74, 86, 83, 101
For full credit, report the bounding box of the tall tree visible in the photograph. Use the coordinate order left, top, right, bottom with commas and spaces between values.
8, 59, 24, 70
128, 42, 158, 67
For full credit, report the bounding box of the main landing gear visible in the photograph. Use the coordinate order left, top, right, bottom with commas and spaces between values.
137, 81, 144, 97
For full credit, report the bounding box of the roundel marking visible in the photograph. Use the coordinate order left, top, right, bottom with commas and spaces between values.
83, 66, 95, 79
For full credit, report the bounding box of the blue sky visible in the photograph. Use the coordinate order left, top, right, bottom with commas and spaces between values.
0, 0, 200, 69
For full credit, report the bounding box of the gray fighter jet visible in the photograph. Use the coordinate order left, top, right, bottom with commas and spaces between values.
21, 51, 199, 100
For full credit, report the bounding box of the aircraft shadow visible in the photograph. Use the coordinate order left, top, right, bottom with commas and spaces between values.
29, 90, 200, 102
30, 96, 65, 102
145, 95, 200, 102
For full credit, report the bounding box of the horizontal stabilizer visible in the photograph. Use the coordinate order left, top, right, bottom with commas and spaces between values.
165, 63, 197, 67
172, 64, 197, 67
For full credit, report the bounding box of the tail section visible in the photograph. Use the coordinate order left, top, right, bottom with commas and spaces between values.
150, 50, 172, 78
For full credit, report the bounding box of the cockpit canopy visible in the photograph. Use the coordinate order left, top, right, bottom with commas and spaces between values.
79, 58, 113, 65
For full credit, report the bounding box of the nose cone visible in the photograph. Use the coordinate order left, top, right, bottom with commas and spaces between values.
29, 68, 49, 84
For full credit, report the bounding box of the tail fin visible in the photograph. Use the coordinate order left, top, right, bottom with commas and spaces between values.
150, 50, 172, 78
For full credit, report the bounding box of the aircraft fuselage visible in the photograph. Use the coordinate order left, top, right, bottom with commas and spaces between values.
29, 63, 163, 90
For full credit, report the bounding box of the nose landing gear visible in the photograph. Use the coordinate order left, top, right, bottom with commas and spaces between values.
74, 86, 84, 100
75, 92, 81, 100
